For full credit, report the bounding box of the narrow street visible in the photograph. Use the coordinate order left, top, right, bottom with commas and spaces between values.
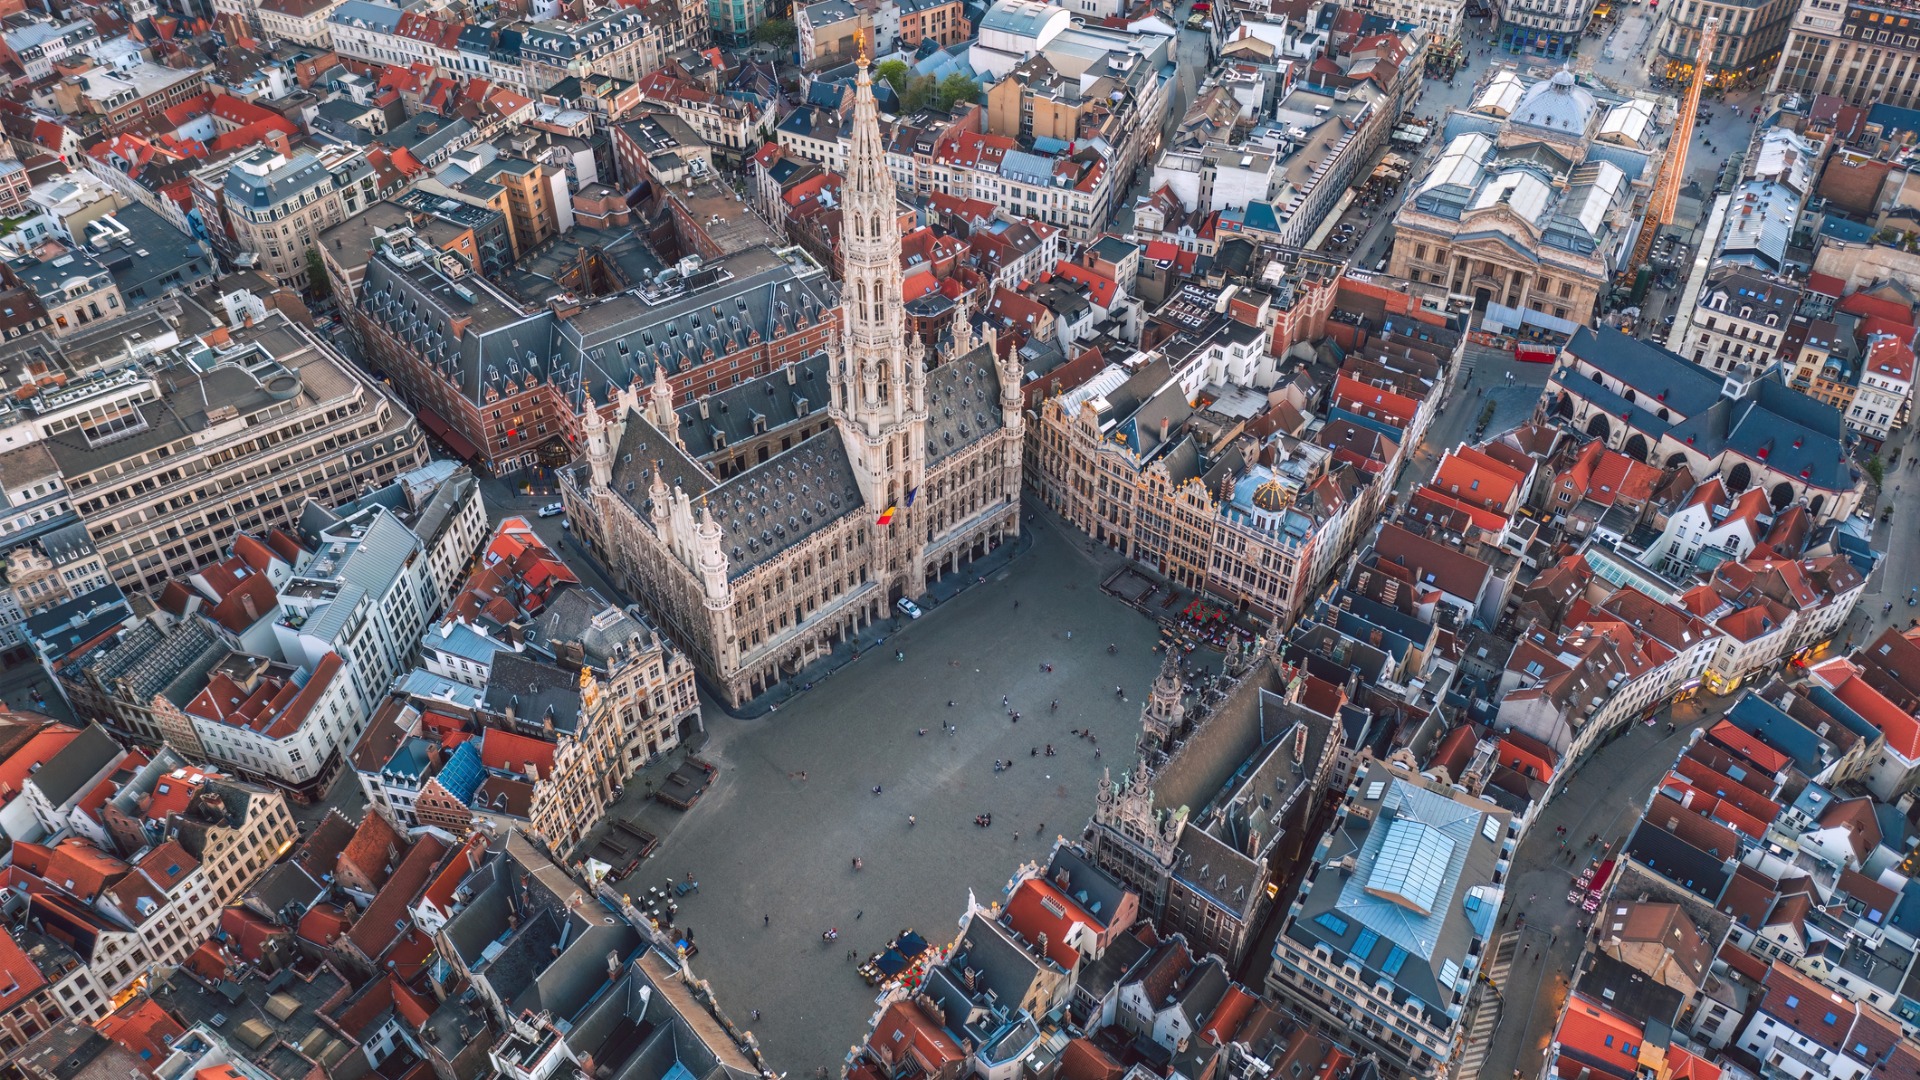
1469, 694, 1729, 1080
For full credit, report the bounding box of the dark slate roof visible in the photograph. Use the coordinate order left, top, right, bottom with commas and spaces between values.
611, 409, 715, 505
556, 247, 836, 409
673, 352, 830, 459
483, 653, 584, 735
954, 911, 1046, 1004
442, 856, 510, 965
530, 587, 653, 672
1575, 951, 1687, 1028
247, 861, 327, 925
695, 428, 864, 577
515, 909, 641, 1022
221, 148, 341, 208
1171, 825, 1260, 912
1562, 326, 1725, 418
30, 723, 121, 805
1623, 819, 1732, 901
925, 348, 1005, 469
1046, 845, 1130, 925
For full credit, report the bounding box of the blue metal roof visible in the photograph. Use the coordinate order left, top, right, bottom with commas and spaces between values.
436, 740, 485, 805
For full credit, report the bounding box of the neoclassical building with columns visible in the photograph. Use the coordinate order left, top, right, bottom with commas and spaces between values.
560, 52, 1025, 707
1388, 68, 1661, 328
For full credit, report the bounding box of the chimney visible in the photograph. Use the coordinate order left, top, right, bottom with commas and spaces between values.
1159, 415, 1170, 443
265, 128, 291, 156
240, 591, 259, 622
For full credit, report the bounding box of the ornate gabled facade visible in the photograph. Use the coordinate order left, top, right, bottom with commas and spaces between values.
1088, 649, 1340, 966
560, 51, 1025, 708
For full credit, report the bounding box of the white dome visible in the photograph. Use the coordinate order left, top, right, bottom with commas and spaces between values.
1512, 68, 1595, 135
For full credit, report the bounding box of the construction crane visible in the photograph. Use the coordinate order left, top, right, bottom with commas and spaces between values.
1627, 15, 1720, 274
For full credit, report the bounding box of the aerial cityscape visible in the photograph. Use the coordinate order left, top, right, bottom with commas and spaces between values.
0, 0, 1918, 1076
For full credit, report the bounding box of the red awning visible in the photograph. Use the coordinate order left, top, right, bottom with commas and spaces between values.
417, 405, 481, 462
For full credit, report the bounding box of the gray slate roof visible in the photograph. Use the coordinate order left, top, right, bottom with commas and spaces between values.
674, 353, 830, 460
31, 723, 122, 805
925, 348, 1005, 469
695, 428, 864, 577
1286, 765, 1507, 1033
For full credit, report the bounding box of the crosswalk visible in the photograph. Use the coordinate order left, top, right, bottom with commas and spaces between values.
1458, 342, 1512, 381
1454, 931, 1519, 1080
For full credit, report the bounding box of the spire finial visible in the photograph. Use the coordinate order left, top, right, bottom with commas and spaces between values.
856, 29, 867, 66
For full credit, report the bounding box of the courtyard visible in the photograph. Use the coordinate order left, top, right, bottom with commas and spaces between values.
621, 518, 1169, 1077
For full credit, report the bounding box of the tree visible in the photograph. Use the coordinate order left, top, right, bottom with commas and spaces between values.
875, 59, 911, 93
306, 247, 331, 302
753, 17, 797, 47
936, 72, 980, 110
1867, 455, 1886, 487
899, 73, 938, 113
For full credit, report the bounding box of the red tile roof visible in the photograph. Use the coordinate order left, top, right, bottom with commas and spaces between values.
218, 907, 281, 965
346, 834, 449, 959
1059, 1039, 1125, 1080
1706, 720, 1791, 774
1496, 732, 1556, 781
186, 653, 344, 740
97, 995, 186, 1075
867, 1000, 963, 1073
298, 902, 353, 948
0, 926, 47, 1011
0, 724, 80, 803
1052, 261, 1118, 309
44, 839, 129, 902
1665, 1046, 1721, 1080
1758, 962, 1856, 1049
1434, 446, 1524, 510
1838, 291, 1915, 327
1004, 877, 1097, 969
1552, 995, 1644, 1080
1815, 657, 1920, 757
136, 840, 198, 894
1200, 986, 1258, 1045
479, 728, 558, 778
340, 811, 407, 890
1373, 523, 1493, 602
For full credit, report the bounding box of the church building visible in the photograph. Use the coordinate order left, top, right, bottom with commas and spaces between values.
560, 49, 1026, 708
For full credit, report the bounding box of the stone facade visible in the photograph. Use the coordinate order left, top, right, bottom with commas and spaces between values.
561, 57, 1025, 708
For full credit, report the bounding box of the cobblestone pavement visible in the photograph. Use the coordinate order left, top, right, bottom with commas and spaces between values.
1473, 694, 1731, 1079
626, 518, 1165, 1078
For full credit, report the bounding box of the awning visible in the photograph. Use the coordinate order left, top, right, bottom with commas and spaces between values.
417, 404, 482, 462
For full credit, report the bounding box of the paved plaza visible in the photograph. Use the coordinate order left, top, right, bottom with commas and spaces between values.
625, 519, 1169, 1077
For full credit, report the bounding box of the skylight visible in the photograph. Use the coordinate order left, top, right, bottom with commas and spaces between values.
1366, 817, 1456, 915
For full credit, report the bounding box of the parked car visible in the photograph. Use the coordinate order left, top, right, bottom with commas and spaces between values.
896, 597, 923, 619
1185, 12, 1204, 27
538, 502, 565, 518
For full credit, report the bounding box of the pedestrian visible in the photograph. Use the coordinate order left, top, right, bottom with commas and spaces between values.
1014, 830, 1021, 842
751, 1009, 761, 1021
856, 910, 863, 920
764, 914, 770, 927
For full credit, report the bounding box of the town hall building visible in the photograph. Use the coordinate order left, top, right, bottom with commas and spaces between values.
561, 49, 1026, 707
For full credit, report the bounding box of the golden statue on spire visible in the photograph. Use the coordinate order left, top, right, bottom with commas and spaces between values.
856, 29, 867, 64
